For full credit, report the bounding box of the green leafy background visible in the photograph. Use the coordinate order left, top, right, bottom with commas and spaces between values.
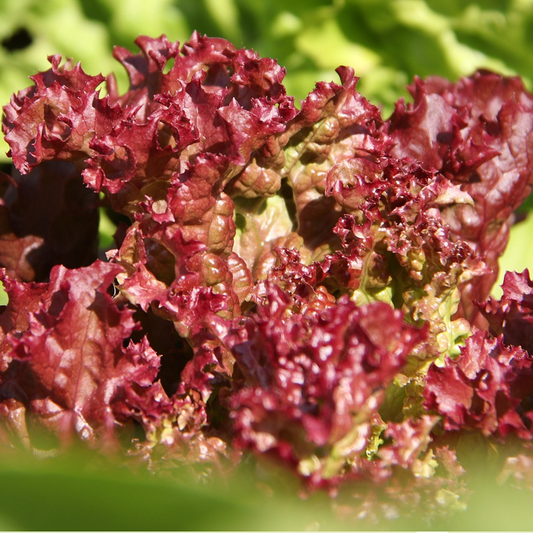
1, 0, 533, 529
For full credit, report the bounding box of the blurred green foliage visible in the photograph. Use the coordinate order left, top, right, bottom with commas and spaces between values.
2, 0, 533, 528
0, 445, 532, 530
0, 447, 339, 530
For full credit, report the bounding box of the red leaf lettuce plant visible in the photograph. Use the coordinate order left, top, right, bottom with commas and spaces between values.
2, 32, 533, 524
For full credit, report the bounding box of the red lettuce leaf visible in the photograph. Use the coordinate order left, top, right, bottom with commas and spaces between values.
227, 285, 426, 484
482, 269, 533, 353
280, 66, 389, 254
0, 261, 175, 450
388, 71, 533, 324
3, 31, 533, 522
2, 56, 109, 173
425, 328, 533, 439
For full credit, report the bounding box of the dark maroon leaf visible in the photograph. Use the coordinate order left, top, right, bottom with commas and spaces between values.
0, 161, 99, 282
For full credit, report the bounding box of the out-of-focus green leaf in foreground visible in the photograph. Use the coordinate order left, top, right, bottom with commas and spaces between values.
0, 458, 310, 530
0, 446, 531, 530
0, 448, 335, 531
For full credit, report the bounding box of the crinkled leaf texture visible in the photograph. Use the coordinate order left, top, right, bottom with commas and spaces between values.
425, 329, 533, 439
388, 71, 533, 326
482, 269, 533, 353
0, 261, 176, 450
2, 31, 533, 523
227, 285, 427, 483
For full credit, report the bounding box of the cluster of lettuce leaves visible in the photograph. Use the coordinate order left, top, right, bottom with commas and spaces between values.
2, 33, 533, 523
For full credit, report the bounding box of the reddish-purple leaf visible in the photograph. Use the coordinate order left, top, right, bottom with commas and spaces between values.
0, 261, 175, 449
228, 287, 426, 483
425, 329, 533, 439
388, 71, 533, 324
